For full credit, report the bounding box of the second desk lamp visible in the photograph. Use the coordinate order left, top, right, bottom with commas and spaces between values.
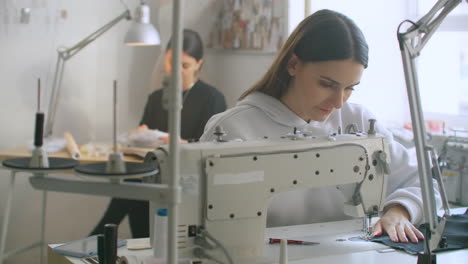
43, 1, 160, 146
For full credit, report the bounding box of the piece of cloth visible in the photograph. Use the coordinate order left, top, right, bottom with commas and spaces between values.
90, 79, 226, 238
200, 92, 442, 227
371, 209, 468, 254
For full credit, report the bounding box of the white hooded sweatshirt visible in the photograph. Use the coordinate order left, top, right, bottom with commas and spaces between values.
200, 92, 441, 227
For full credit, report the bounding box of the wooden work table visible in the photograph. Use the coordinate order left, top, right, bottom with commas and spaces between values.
0, 146, 151, 164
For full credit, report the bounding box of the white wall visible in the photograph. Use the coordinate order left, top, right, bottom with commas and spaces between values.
0, 0, 161, 148
204, 51, 275, 107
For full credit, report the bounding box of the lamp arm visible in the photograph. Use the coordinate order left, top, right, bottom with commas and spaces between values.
62, 10, 131, 60
399, 0, 461, 57
397, 0, 462, 254
44, 10, 131, 138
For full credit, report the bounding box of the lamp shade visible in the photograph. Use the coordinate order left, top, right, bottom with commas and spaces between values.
125, 23, 160, 45
124, 3, 160, 46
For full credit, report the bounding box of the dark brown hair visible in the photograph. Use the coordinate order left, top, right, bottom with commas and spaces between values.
166, 29, 204, 61
239, 9, 368, 100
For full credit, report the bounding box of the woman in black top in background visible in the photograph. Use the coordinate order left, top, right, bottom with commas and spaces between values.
140, 30, 226, 140
90, 29, 226, 238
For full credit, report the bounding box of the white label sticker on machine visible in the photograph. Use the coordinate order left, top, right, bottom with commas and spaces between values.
213, 171, 265, 185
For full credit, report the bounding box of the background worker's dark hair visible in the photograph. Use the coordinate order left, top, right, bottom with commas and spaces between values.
166, 29, 204, 61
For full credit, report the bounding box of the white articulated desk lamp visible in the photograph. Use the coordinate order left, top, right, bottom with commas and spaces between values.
397, 0, 467, 263
43, 0, 160, 141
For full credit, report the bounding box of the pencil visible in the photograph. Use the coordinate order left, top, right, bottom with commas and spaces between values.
268, 238, 320, 245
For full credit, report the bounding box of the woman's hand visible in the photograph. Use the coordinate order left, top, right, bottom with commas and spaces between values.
128, 124, 149, 135
159, 135, 188, 144
372, 204, 424, 243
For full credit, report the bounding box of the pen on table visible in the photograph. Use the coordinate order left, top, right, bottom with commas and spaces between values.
269, 238, 320, 245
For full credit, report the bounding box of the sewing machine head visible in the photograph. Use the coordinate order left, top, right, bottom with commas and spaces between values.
145, 129, 390, 262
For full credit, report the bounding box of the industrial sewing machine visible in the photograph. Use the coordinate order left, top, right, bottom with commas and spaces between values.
439, 134, 468, 205
145, 123, 391, 263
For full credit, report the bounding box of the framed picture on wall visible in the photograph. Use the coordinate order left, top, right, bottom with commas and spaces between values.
207, 0, 287, 53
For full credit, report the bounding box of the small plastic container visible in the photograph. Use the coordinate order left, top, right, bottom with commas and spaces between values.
153, 208, 168, 259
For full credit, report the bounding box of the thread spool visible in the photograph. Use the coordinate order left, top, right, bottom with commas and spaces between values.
34, 112, 44, 147
153, 208, 168, 259
279, 238, 288, 264
104, 224, 118, 264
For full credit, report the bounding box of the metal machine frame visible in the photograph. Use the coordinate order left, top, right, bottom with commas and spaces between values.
397, 0, 466, 261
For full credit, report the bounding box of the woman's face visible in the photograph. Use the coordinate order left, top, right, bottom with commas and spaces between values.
282, 57, 364, 122
165, 49, 203, 90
